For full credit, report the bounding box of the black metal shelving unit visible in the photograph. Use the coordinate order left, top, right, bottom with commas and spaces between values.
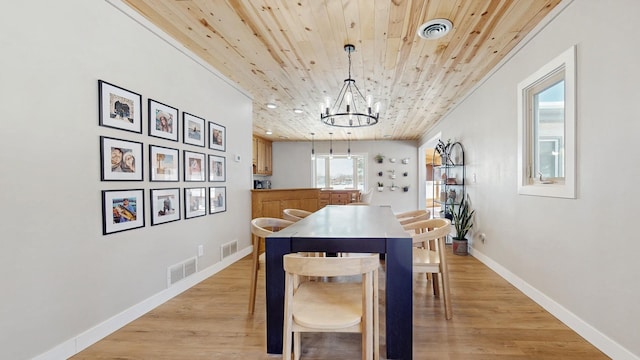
431, 141, 465, 243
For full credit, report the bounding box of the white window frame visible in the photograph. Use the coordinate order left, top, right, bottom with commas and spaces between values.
312, 153, 367, 190
517, 45, 576, 199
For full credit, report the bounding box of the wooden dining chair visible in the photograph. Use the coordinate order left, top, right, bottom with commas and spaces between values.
249, 217, 294, 314
397, 209, 431, 226
282, 208, 312, 222
403, 218, 453, 319
282, 253, 380, 360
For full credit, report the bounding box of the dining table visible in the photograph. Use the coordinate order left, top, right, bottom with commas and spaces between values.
265, 205, 413, 360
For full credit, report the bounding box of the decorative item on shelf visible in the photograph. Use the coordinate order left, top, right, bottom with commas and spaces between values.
401, 158, 409, 164
319, 44, 380, 128
375, 154, 385, 163
388, 170, 396, 179
403, 172, 408, 177
377, 171, 383, 177
435, 138, 452, 165
448, 189, 457, 202
390, 183, 398, 191
402, 185, 409, 192
389, 157, 396, 163
450, 194, 475, 256
440, 190, 447, 202
377, 182, 384, 192
446, 177, 457, 184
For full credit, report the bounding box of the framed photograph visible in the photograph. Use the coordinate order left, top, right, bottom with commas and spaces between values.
148, 99, 178, 141
100, 136, 143, 181
208, 122, 226, 151
185, 187, 207, 219
208, 154, 226, 182
209, 186, 227, 214
102, 189, 145, 234
150, 188, 180, 225
183, 112, 205, 147
149, 145, 179, 182
184, 151, 206, 182
98, 80, 142, 133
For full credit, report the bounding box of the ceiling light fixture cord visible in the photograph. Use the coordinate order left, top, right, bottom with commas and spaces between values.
320, 44, 380, 128
310, 132, 315, 160
329, 133, 333, 159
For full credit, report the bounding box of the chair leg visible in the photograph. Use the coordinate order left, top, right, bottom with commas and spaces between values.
248, 235, 260, 314
293, 332, 301, 360
432, 272, 440, 297
440, 272, 453, 320
374, 268, 379, 360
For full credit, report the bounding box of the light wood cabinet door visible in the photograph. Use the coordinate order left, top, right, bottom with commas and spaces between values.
253, 136, 272, 175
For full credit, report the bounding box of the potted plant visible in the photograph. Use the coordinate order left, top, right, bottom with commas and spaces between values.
374, 154, 385, 164
449, 194, 475, 256
377, 182, 384, 191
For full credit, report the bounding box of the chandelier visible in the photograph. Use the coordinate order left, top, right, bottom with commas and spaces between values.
320, 44, 380, 128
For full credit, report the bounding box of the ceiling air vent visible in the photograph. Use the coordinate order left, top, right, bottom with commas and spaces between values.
417, 19, 453, 40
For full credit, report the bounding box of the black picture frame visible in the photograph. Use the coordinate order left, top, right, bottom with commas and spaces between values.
150, 188, 181, 225
183, 112, 205, 147
100, 136, 144, 181
184, 187, 207, 219
208, 121, 226, 151
184, 150, 206, 182
209, 186, 227, 214
98, 80, 142, 133
149, 145, 179, 182
148, 99, 178, 141
208, 154, 226, 182
102, 189, 145, 234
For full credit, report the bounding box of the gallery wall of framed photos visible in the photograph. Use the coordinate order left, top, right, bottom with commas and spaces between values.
98, 79, 228, 235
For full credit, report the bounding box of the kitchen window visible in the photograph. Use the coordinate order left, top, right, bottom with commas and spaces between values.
313, 154, 366, 190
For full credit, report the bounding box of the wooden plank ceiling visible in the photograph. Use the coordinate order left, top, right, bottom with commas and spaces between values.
121, 0, 561, 141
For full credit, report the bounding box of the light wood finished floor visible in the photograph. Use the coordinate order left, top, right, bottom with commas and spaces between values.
72, 248, 609, 359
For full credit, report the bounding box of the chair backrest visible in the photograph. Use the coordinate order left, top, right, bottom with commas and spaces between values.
282, 208, 312, 222
283, 253, 379, 277
359, 188, 373, 204
405, 218, 451, 246
395, 209, 427, 219
251, 217, 294, 238
398, 210, 431, 225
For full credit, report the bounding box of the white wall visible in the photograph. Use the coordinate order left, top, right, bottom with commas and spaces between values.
421, 0, 640, 358
0, 1, 253, 359
271, 140, 420, 213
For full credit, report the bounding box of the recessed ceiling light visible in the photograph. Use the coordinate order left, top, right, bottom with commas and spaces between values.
417, 18, 453, 40
293, 108, 303, 114
265, 130, 273, 135
266, 103, 277, 109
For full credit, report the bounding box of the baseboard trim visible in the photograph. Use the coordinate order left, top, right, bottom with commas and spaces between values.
469, 247, 638, 360
33, 247, 252, 360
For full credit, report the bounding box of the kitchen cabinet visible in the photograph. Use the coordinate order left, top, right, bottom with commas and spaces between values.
253, 136, 272, 175
251, 189, 320, 219
319, 189, 360, 208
